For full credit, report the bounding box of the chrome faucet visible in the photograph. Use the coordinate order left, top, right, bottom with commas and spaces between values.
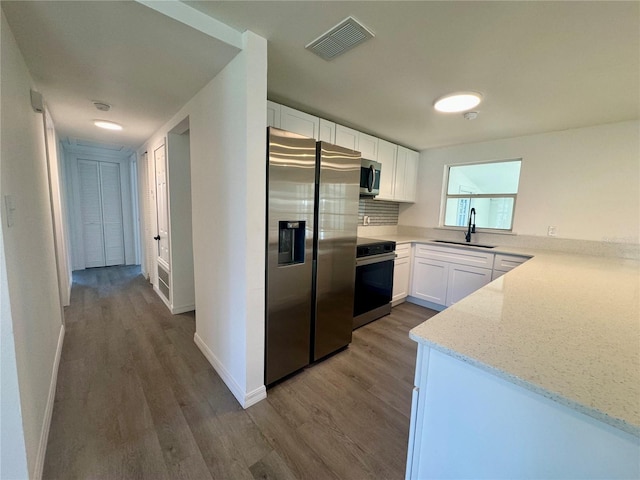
465, 208, 476, 242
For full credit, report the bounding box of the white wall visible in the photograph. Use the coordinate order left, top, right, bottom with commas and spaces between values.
139, 30, 267, 407
0, 10, 65, 478
64, 146, 136, 270
401, 121, 640, 243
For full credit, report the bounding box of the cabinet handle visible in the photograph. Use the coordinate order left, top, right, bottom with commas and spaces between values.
153, 235, 160, 241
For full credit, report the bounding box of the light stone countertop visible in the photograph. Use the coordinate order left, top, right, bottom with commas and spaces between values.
372, 235, 640, 436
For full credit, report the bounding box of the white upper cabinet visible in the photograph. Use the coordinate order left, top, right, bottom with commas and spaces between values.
335, 124, 359, 151
376, 139, 397, 201
280, 105, 320, 140
395, 146, 419, 203
267, 101, 419, 203
319, 118, 336, 143
358, 132, 378, 160
267, 100, 281, 128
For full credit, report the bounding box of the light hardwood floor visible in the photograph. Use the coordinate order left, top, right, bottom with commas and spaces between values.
43, 265, 437, 479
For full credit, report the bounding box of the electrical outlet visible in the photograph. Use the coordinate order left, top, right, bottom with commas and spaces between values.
547, 225, 557, 237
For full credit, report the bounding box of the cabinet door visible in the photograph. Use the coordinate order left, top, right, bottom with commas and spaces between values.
411, 257, 448, 305
446, 264, 492, 306
280, 106, 319, 139
376, 139, 397, 201
335, 124, 359, 151
319, 118, 336, 143
404, 149, 419, 202
358, 132, 378, 160
393, 256, 411, 303
396, 146, 419, 202
267, 101, 281, 128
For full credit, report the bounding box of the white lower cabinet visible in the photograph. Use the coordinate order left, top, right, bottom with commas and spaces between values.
410, 243, 494, 309
411, 258, 449, 305
406, 345, 640, 479
446, 263, 492, 306
492, 253, 530, 280
392, 243, 412, 305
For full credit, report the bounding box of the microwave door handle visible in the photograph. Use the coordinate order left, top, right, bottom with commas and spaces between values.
368, 165, 375, 192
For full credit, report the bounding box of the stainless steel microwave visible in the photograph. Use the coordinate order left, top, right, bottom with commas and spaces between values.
360, 159, 381, 196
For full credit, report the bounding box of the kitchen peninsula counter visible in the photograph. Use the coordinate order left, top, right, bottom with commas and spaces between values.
410, 250, 640, 435
396, 241, 640, 478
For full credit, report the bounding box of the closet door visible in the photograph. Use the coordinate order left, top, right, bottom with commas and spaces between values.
78, 159, 125, 268
79, 160, 105, 268
100, 162, 125, 266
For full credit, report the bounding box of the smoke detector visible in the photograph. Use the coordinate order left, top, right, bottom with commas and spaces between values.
92, 101, 111, 112
306, 16, 374, 61
463, 111, 479, 120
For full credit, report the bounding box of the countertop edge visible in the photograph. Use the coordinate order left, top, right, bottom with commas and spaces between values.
408, 331, 640, 438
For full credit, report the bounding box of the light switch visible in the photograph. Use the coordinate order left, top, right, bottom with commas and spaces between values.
4, 195, 16, 227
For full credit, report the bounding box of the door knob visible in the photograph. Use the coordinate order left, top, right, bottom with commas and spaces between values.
153, 235, 160, 241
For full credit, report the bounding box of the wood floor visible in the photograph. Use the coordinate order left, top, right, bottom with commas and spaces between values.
43, 266, 437, 479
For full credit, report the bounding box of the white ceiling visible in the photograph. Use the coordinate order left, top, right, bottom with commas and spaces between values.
3, 1, 639, 151
1, 1, 240, 148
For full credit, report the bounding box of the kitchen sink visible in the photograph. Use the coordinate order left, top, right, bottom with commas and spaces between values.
433, 240, 495, 249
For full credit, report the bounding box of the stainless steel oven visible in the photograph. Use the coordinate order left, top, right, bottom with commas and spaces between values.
353, 239, 396, 329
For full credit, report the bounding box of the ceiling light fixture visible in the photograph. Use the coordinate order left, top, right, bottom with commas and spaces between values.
434, 92, 483, 113
94, 120, 123, 131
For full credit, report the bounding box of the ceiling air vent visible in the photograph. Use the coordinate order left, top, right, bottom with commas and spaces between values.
306, 16, 374, 61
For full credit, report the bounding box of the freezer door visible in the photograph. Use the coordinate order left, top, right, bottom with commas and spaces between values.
266, 128, 317, 385
313, 142, 360, 361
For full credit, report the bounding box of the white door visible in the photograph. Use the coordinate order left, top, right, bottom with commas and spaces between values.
154, 144, 170, 269
99, 162, 125, 266
78, 159, 125, 268
78, 160, 105, 268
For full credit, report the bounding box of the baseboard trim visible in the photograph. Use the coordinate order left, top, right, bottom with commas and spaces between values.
406, 296, 446, 312
171, 303, 195, 315
34, 323, 65, 479
193, 333, 267, 409
153, 284, 171, 311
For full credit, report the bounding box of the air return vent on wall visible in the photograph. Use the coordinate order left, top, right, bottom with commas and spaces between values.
305, 16, 374, 60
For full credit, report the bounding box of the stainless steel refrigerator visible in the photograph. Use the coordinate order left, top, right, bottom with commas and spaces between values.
266, 127, 360, 385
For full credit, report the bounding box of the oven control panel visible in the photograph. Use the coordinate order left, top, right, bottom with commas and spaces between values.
356, 241, 396, 258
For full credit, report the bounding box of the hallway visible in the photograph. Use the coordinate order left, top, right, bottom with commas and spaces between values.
43, 266, 435, 479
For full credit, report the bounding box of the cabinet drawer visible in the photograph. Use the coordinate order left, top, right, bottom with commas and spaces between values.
414, 244, 494, 269
493, 254, 530, 273
396, 243, 411, 259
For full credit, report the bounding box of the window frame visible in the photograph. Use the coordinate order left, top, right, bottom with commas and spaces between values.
441, 159, 522, 233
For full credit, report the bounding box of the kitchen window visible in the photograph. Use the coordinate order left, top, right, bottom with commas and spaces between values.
443, 159, 522, 231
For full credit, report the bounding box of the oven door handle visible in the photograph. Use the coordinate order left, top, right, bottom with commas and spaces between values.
356, 252, 397, 267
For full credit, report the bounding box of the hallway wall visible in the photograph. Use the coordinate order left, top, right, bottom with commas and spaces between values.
0, 10, 65, 479
138, 30, 268, 408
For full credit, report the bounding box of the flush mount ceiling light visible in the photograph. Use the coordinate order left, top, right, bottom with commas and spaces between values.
434, 92, 483, 113
94, 120, 123, 131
